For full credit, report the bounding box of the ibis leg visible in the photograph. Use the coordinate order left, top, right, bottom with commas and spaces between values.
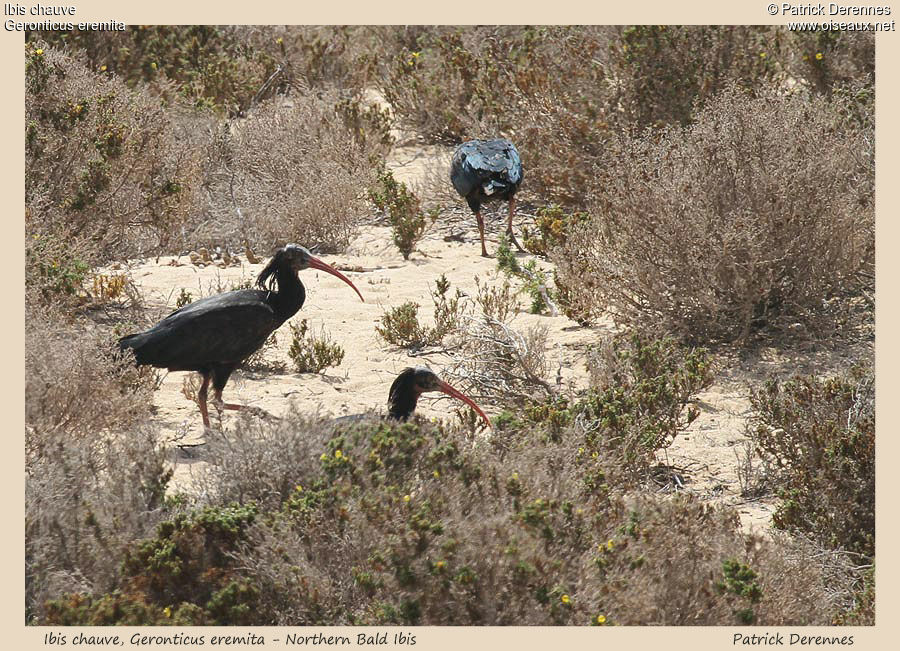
475, 210, 489, 257
213, 389, 278, 421
507, 197, 525, 252
197, 373, 211, 429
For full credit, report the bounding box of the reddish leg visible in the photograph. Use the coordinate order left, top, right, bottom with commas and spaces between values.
475, 210, 489, 257
507, 197, 525, 252
213, 389, 277, 420
197, 374, 211, 428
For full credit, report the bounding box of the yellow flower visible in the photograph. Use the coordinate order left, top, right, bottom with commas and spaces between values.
412, 51, 420, 58
320, 453, 327, 461
815, 52, 823, 60
607, 539, 614, 551
294, 484, 303, 492
759, 52, 767, 59
100, 64, 107, 72
596, 614, 606, 624
511, 472, 519, 480
334, 449, 342, 459
561, 594, 571, 604
35, 48, 43, 56
163, 606, 172, 618
577, 447, 584, 456
592, 451, 598, 459
150, 62, 157, 70
403, 494, 411, 503
432, 470, 440, 478
276, 37, 283, 45
435, 560, 446, 570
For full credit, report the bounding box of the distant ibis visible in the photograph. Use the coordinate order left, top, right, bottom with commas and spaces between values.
450, 138, 524, 257
119, 244, 364, 428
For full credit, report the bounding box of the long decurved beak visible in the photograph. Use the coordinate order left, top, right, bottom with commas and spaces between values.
308, 255, 364, 302
437, 379, 492, 429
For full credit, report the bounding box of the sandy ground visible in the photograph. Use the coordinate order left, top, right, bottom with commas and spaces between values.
117, 138, 871, 538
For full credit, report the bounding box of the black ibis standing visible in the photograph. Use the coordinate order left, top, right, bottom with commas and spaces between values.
450, 138, 524, 257
119, 244, 364, 428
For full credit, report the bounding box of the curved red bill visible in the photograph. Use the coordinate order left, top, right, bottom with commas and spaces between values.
437, 379, 492, 429
308, 255, 364, 302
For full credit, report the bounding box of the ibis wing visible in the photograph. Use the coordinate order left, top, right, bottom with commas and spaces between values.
450, 139, 522, 198
121, 290, 281, 371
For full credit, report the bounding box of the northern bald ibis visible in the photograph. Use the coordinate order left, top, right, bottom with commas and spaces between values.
119, 244, 363, 428
450, 138, 524, 257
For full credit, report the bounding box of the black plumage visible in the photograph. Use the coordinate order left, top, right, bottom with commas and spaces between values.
119, 244, 364, 428
450, 138, 524, 256
387, 366, 491, 427
334, 367, 492, 428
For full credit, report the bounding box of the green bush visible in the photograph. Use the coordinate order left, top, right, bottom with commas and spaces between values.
526, 332, 714, 482
376, 276, 466, 349
33, 26, 281, 116
25, 43, 203, 268
368, 165, 429, 260
42, 504, 259, 626
496, 236, 556, 315
375, 302, 428, 349
288, 320, 345, 373
749, 363, 874, 559
522, 204, 588, 257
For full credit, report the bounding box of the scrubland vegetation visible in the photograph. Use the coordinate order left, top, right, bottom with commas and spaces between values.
25, 26, 874, 626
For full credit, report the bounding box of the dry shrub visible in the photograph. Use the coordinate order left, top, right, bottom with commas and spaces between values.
25, 304, 157, 438
580, 495, 831, 625
199, 91, 383, 252
554, 85, 874, 340
376, 26, 870, 210
788, 30, 875, 97
34, 399, 846, 625
193, 410, 335, 511
237, 26, 379, 94
34, 26, 391, 117
25, 43, 203, 264
608, 26, 792, 129
375, 26, 616, 207
445, 315, 552, 405
206, 415, 834, 625
25, 306, 170, 621
33, 27, 279, 115
749, 362, 874, 559
27, 423, 171, 624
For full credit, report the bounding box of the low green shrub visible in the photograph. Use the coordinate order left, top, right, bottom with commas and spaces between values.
375, 302, 429, 349
288, 320, 345, 373
749, 363, 874, 559
368, 165, 430, 260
